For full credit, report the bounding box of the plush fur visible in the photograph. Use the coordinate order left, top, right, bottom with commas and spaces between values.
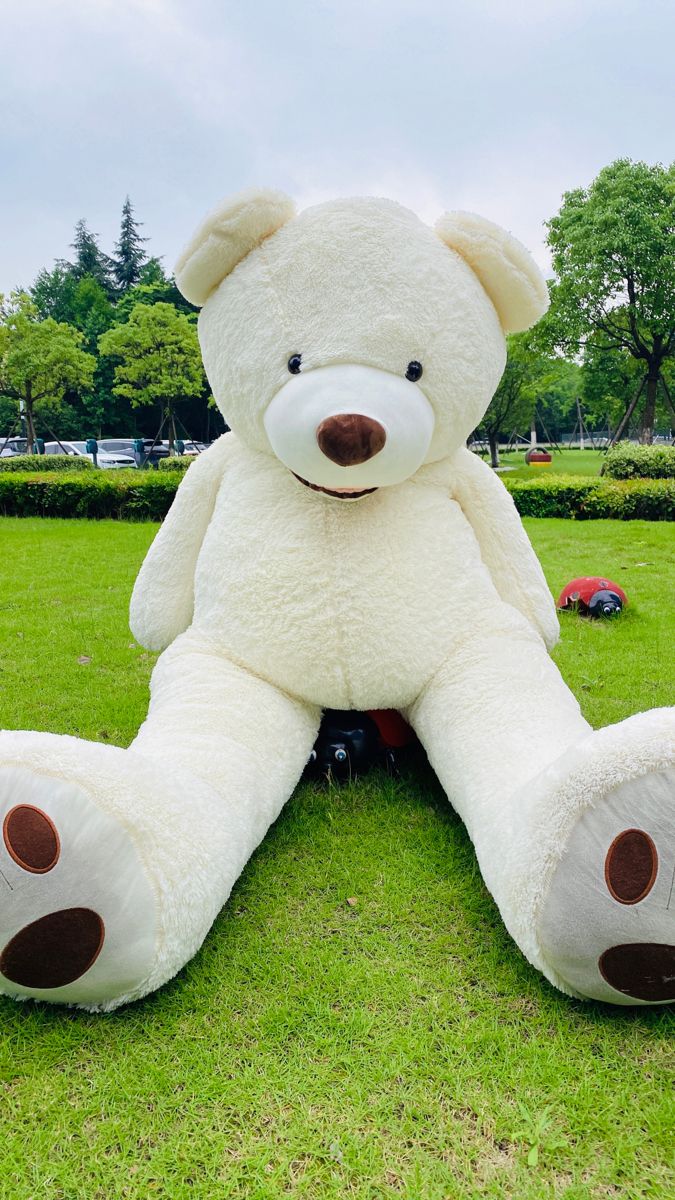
435, 211, 550, 334
0, 191, 673, 1011
175, 188, 295, 306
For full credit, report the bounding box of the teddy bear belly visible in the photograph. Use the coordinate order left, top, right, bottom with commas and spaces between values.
192, 474, 508, 710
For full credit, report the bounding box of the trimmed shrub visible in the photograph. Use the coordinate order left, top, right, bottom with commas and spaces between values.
0, 454, 93, 472
504, 474, 675, 520
0, 469, 672, 520
602, 443, 675, 480
157, 456, 192, 471
0, 470, 179, 520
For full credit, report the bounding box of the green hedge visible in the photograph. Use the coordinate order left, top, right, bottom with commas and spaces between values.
157, 456, 192, 471
0, 470, 178, 520
0, 469, 672, 520
504, 475, 675, 520
602, 443, 675, 479
0, 454, 94, 472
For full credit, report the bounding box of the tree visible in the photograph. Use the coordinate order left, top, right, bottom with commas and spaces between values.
0, 293, 96, 450
112, 197, 148, 293
64, 277, 114, 345
66, 277, 117, 437
582, 338, 639, 432
71, 220, 115, 295
31, 266, 115, 344
532, 357, 581, 443
581, 334, 670, 436
476, 333, 544, 467
98, 302, 206, 449
546, 159, 675, 443
113, 260, 197, 323
30, 262, 78, 323
31, 266, 117, 438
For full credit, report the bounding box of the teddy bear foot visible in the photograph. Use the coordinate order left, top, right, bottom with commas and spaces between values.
0, 764, 157, 1010
535, 714, 675, 1005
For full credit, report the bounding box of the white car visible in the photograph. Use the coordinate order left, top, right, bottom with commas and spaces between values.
0, 436, 28, 457
43, 441, 136, 469
159, 439, 206, 456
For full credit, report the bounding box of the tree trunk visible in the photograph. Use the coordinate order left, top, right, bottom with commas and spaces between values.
640, 368, 659, 444
25, 390, 37, 454
489, 432, 500, 469
169, 408, 177, 454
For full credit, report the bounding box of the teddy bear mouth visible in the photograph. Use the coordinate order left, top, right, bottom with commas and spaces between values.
292, 473, 378, 500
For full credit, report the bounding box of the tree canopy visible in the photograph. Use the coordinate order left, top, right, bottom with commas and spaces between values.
0, 293, 96, 450
98, 303, 206, 448
113, 261, 196, 323
545, 158, 675, 442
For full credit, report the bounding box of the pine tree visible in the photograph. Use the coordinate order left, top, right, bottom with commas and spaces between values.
112, 196, 148, 293
70, 220, 115, 295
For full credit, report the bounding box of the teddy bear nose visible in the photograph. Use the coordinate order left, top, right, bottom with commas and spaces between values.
316, 414, 387, 466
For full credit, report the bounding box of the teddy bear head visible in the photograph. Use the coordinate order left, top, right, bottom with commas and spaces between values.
175, 189, 548, 498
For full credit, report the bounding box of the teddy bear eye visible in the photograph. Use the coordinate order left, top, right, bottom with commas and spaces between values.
405, 361, 423, 382
287, 354, 302, 374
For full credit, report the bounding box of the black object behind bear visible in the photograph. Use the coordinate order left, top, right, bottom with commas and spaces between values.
306, 710, 387, 782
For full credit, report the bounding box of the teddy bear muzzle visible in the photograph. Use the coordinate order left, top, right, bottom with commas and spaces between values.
316, 414, 387, 467
264, 363, 435, 496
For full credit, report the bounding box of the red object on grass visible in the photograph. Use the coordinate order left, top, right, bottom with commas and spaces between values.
558, 576, 627, 611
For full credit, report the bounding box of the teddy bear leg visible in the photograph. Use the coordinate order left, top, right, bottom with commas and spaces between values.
405, 625, 675, 1005
0, 635, 319, 1011
528, 710, 674, 1004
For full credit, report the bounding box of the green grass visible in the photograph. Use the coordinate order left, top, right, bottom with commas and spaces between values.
0, 517, 673, 1200
495, 449, 606, 480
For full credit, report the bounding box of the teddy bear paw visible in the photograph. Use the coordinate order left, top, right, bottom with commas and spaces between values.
537, 764, 675, 1004
0, 766, 157, 1010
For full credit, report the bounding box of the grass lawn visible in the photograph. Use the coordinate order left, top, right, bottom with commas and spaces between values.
494, 449, 606, 480
0, 516, 673, 1200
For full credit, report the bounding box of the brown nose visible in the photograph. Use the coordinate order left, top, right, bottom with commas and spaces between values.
316, 414, 386, 467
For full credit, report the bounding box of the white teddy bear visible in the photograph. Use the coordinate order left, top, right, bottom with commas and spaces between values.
0, 190, 673, 1011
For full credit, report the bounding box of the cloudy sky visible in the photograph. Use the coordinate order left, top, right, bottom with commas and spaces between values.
2, 0, 674, 292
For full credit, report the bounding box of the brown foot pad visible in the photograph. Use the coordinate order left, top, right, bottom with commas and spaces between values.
3, 805, 60, 873
599, 943, 675, 1002
0, 908, 105, 989
604, 828, 658, 905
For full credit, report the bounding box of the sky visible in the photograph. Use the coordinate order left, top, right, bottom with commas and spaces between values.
1, 0, 674, 293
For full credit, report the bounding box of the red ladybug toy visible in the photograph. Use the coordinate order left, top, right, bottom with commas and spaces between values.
558, 576, 627, 618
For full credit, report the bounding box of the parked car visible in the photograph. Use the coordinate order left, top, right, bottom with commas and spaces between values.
161, 439, 207, 456
43, 441, 136, 469
98, 437, 209, 466
99, 438, 168, 468
97, 438, 136, 455
0, 436, 28, 457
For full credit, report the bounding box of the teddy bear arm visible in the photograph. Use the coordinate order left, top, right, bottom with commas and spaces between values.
450, 447, 559, 651
129, 436, 232, 651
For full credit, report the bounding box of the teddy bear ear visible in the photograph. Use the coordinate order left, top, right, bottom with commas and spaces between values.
434, 211, 549, 334
174, 187, 296, 306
